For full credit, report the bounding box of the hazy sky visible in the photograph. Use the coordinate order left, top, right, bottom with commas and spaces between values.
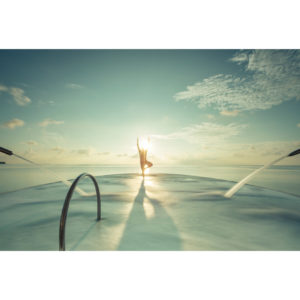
1, 50, 300, 165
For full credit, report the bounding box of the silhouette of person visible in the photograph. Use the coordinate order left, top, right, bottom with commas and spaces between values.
137, 137, 153, 176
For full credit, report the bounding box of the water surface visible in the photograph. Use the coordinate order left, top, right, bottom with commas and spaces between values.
0, 164, 300, 196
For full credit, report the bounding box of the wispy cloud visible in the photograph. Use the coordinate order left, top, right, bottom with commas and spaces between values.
0, 84, 8, 92
66, 83, 84, 89
26, 140, 38, 146
152, 122, 246, 144
0, 84, 31, 106
9, 87, 31, 106
168, 140, 300, 165
97, 152, 110, 156
206, 114, 215, 120
1, 118, 25, 129
75, 147, 96, 156
51, 147, 65, 153
221, 140, 300, 164
297, 123, 300, 128
37, 100, 55, 106
116, 153, 128, 157
38, 118, 64, 127
220, 110, 239, 117
174, 50, 300, 112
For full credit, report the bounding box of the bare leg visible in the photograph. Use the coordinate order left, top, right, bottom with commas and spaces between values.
145, 160, 153, 169
140, 162, 144, 176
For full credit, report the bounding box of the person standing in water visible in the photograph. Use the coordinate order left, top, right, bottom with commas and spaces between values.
137, 137, 153, 176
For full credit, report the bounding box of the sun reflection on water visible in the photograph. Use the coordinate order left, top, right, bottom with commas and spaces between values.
144, 174, 155, 187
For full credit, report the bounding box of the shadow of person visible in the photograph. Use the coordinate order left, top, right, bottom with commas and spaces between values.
118, 178, 182, 250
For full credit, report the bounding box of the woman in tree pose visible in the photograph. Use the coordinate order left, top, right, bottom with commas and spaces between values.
137, 137, 153, 176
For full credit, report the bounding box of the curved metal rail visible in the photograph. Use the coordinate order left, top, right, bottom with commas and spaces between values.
59, 173, 101, 251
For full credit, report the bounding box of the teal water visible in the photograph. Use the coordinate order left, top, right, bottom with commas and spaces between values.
0, 164, 300, 196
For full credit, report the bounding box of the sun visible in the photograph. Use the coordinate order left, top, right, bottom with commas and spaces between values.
139, 138, 149, 150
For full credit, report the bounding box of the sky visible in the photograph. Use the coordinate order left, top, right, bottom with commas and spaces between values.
0, 49, 300, 165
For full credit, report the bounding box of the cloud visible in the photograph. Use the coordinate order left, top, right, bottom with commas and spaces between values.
206, 114, 215, 120
297, 123, 300, 128
97, 152, 110, 156
230, 52, 249, 64
0, 84, 8, 92
9, 87, 31, 106
51, 147, 65, 153
76, 147, 96, 156
37, 100, 55, 106
152, 122, 246, 144
66, 83, 84, 89
169, 139, 300, 165
26, 140, 38, 146
1, 118, 25, 129
38, 118, 64, 127
0, 84, 31, 106
116, 153, 128, 157
225, 140, 300, 165
174, 50, 300, 112
77, 149, 90, 155
220, 110, 239, 117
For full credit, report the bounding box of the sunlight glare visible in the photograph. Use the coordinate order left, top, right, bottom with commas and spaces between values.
139, 138, 149, 150
143, 197, 155, 219
144, 173, 154, 187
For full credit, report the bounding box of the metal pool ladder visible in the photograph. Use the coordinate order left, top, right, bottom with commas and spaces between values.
59, 173, 101, 251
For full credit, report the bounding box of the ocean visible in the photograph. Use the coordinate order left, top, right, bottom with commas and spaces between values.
1, 164, 300, 196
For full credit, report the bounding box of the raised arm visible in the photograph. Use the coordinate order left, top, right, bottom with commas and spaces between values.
137, 137, 140, 151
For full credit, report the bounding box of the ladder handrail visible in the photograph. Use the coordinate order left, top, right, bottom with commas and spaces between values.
59, 173, 101, 251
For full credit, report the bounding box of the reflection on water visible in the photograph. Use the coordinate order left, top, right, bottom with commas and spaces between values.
144, 174, 155, 187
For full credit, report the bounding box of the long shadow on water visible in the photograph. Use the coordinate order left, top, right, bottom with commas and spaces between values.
118, 178, 182, 250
